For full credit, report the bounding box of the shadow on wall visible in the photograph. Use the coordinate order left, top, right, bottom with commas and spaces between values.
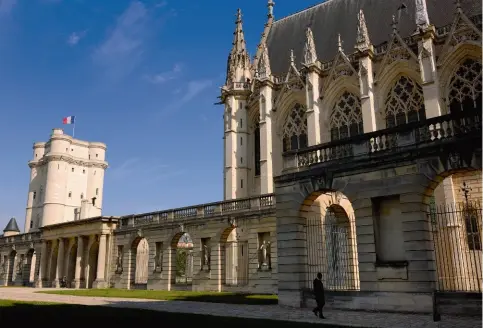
0, 301, 362, 328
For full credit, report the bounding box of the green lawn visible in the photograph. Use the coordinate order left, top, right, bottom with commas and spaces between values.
0, 300, 354, 328
38, 288, 278, 305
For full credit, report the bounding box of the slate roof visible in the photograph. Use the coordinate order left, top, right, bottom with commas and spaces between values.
4, 217, 20, 233
266, 0, 482, 75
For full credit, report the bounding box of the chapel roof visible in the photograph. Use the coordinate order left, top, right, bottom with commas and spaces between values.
3, 217, 20, 233
265, 0, 482, 75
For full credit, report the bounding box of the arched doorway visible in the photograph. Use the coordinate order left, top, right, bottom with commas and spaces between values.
302, 190, 360, 291
428, 169, 482, 292
133, 238, 149, 290
171, 232, 193, 288
66, 243, 77, 288
221, 226, 249, 287
7, 250, 17, 285
26, 249, 36, 286
86, 241, 98, 289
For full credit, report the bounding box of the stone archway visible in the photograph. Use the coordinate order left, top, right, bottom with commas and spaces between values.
169, 232, 193, 290
66, 243, 77, 288
130, 237, 149, 290
301, 190, 360, 292
86, 241, 98, 289
25, 249, 36, 286
7, 250, 17, 285
220, 225, 249, 287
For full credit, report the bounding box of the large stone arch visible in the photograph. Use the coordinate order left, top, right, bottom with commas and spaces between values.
375, 61, 423, 129
218, 224, 249, 288
168, 229, 194, 289
7, 249, 17, 285
129, 236, 149, 289
65, 241, 77, 288
86, 240, 99, 289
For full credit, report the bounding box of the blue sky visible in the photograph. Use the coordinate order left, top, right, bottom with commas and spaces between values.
0, 0, 321, 231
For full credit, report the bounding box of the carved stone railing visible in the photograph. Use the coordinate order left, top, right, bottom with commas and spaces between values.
0, 231, 42, 246
119, 194, 276, 229
284, 111, 482, 170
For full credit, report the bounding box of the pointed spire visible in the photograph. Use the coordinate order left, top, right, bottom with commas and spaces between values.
4, 217, 20, 233
415, 0, 430, 31
303, 27, 317, 65
337, 34, 343, 52
455, 0, 462, 12
226, 8, 251, 85
290, 49, 295, 66
258, 43, 271, 79
356, 9, 371, 51
268, 0, 275, 18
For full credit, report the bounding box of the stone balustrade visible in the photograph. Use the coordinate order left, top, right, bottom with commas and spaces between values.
284, 111, 482, 170
0, 231, 42, 246
119, 194, 276, 229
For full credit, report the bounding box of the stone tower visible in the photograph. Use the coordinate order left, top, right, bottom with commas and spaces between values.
24, 128, 108, 232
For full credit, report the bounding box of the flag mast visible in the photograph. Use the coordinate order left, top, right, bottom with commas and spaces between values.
72, 117, 76, 138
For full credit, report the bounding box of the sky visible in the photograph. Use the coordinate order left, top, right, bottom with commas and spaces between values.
0, 0, 322, 231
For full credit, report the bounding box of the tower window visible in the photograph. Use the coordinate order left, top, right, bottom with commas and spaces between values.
240, 119, 243, 128
58, 164, 60, 169
68, 192, 72, 198
96, 188, 99, 196
240, 137, 243, 146
254, 123, 261, 176
241, 179, 244, 189
96, 154, 98, 158
33, 192, 36, 200
30, 221, 33, 229
89, 155, 91, 159
72, 168, 74, 172
83, 169, 86, 174
80, 193, 84, 200
241, 157, 243, 164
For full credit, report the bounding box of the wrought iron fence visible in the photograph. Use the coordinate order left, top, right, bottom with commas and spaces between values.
305, 213, 360, 291
429, 199, 482, 293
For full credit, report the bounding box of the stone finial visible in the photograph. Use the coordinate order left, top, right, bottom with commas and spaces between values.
258, 43, 271, 79
290, 49, 295, 65
226, 8, 251, 85
303, 26, 317, 65
415, 0, 430, 31
337, 34, 343, 52
391, 15, 398, 32
356, 9, 371, 51
267, 0, 275, 17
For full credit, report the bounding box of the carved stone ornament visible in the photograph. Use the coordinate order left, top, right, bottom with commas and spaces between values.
299, 174, 331, 198
179, 223, 185, 233
136, 229, 144, 238
415, 0, 430, 31
29, 242, 34, 250
228, 217, 237, 228
303, 27, 317, 65
11, 245, 16, 251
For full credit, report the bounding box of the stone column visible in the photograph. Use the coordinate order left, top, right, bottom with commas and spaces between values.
54, 238, 65, 288
259, 82, 274, 194
418, 27, 442, 118
94, 234, 107, 288
74, 236, 84, 288
358, 51, 377, 132
36, 241, 48, 287
305, 68, 321, 146
47, 239, 58, 287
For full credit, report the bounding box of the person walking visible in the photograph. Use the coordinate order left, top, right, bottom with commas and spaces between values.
312, 272, 326, 319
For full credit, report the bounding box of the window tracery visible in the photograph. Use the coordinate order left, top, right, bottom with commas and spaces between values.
282, 103, 308, 152
384, 76, 426, 128
330, 92, 363, 141
448, 59, 482, 114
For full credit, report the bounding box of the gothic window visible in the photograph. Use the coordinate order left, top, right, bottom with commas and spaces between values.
330, 91, 363, 141
384, 76, 426, 128
282, 103, 308, 152
254, 123, 261, 176
448, 59, 482, 115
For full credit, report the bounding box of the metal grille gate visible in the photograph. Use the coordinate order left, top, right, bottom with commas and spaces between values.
430, 199, 482, 292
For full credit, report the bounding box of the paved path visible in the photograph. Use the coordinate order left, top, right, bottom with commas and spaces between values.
0, 288, 480, 328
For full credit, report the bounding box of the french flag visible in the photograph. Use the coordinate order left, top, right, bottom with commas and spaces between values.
62, 116, 75, 125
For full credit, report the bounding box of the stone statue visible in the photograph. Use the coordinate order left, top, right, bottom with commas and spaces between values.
156, 251, 163, 271
16, 259, 22, 274
203, 244, 210, 268
116, 250, 123, 272
259, 240, 271, 268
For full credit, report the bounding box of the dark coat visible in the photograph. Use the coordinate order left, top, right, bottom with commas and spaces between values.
313, 278, 325, 303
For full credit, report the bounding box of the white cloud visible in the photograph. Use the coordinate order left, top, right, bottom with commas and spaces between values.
158, 79, 213, 116
108, 157, 175, 183
155, 1, 168, 8
145, 63, 183, 84
0, 0, 16, 14
92, 1, 150, 79
67, 30, 87, 46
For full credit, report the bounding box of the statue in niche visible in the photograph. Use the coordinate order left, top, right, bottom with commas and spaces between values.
155, 250, 163, 272
202, 244, 211, 271
0, 260, 5, 274
259, 240, 271, 270
16, 259, 23, 274
116, 249, 123, 273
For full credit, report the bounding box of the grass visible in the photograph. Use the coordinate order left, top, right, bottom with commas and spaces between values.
38, 288, 278, 305
0, 300, 352, 328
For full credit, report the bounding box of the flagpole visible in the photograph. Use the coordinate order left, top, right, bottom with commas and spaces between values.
72, 117, 76, 138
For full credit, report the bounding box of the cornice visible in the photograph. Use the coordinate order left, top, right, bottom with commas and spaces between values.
28, 154, 108, 169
